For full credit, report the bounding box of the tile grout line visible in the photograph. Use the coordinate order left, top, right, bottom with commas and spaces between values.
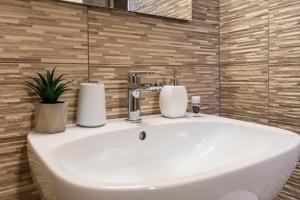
0, 61, 222, 66
87, 5, 90, 82
267, 0, 270, 126
218, 1, 221, 117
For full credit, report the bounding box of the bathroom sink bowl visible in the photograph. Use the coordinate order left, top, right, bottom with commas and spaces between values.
27, 114, 300, 200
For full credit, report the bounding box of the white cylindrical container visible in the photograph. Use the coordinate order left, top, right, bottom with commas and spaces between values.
77, 83, 106, 127
159, 85, 188, 118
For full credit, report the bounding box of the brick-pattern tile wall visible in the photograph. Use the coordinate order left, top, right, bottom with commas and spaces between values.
0, 0, 219, 199
220, 0, 300, 199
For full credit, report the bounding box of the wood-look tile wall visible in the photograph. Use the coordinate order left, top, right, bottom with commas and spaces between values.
0, 0, 219, 199
220, 0, 300, 199
88, 2, 219, 118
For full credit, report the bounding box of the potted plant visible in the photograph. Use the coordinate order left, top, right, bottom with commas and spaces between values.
26, 68, 71, 134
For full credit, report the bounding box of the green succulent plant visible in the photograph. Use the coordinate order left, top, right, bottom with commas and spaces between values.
25, 68, 71, 104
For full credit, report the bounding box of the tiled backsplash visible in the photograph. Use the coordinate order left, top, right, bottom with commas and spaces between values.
0, 0, 219, 199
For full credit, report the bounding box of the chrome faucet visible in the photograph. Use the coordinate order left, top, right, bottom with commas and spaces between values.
127, 71, 163, 123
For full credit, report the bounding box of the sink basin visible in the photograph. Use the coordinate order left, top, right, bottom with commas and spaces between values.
27, 114, 300, 200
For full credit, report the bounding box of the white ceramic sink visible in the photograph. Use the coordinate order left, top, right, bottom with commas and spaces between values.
27, 114, 300, 200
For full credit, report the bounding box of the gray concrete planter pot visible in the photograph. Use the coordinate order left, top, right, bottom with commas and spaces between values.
34, 102, 68, 134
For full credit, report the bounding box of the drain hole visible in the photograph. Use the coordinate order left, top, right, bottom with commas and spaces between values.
139, 131, 146, 141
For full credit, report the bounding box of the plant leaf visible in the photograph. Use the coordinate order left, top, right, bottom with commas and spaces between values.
25, 81, 43, 98
25, 68, 71, 103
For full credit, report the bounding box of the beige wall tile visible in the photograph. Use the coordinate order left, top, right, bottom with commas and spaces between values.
269, 0, 300, 64
88, 1, 219, 66
0, 0, 88, 64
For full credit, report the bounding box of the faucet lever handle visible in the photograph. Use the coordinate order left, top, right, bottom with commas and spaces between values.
129, 71, 155, 84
